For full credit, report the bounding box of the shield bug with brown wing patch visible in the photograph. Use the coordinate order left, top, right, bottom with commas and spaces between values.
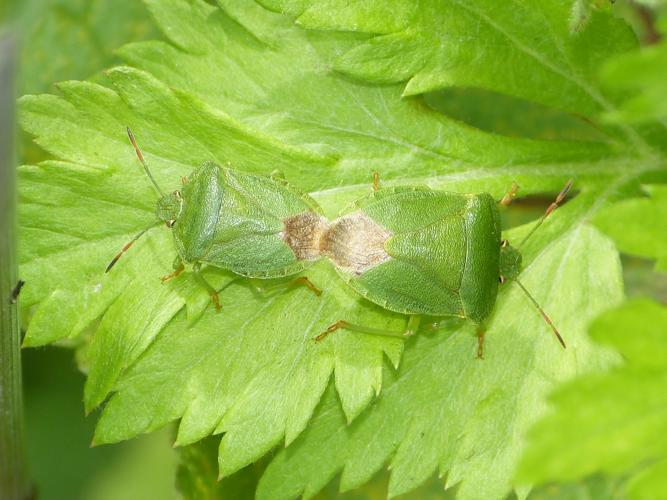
106, 129, 325, 308
315, 174, 572, 357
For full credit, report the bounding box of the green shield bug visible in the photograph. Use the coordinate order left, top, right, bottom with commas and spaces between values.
315, 173, 572, 357
106, 129, 325, 308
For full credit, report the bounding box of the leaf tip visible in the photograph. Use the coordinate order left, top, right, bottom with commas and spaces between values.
83, 395, 99, 416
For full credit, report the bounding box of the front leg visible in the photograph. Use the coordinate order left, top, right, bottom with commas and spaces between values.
161, 257, 185, 282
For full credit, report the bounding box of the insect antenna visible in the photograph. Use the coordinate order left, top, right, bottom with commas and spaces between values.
127, 127, 165, 198
511, 278, 566, 349
105, 224, 159, 273
518, 179, 574, 249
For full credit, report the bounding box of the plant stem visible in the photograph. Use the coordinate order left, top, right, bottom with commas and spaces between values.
0, 35, 29, 500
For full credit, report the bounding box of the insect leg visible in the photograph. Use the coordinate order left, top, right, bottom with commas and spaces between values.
499, 183, 519, 207
287, 277, 322, 296
247, 276, 322, 297
315, 315, 420, 342
192, 267, 222, 312
372, 171, 380, 192
476, 326, 486, 359
161, 260, 185, 282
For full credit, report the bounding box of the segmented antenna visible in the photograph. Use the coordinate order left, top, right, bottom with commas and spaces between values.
518, 179, 574, 249
127, 127, 165, 197
512, 278, 566, 349
105, 225, 157, 273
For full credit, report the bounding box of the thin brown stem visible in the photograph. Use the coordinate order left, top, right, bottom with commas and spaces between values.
0, 35, 30, 500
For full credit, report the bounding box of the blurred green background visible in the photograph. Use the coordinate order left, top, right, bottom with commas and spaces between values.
3, 0, 667, 499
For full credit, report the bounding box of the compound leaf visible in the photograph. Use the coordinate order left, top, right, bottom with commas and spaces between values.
17, 0, 664, 498
257, 221, 623, 499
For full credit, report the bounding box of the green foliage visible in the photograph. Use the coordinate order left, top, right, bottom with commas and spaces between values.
17, 0, 667, 498
22, 348, 179, 500
600, 15, 667, 124
257, 224, 622, 500
177, 436, 263, 500
594, 185, 667, 272
517, 299, 667, 499
525, 475, 624, 500
259, 0, 636, 117
177, 437, 458, 500
423, 88, 607, 142
3, 0, 157, 167
516, 17, 667, 496
4, 0, 157, 95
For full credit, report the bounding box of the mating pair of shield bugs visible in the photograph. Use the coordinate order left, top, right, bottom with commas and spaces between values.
107, 129, 572, 356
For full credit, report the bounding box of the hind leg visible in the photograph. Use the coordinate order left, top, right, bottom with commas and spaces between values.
248, 276, 322, 297
315, 315, 420, 342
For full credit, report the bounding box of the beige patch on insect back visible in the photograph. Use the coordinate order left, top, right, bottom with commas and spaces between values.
282, 211, 328, 261
322, 211, 392, 275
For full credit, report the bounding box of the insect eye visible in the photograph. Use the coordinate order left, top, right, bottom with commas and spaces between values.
499, 275, 505, 284
501, 239, 509, 248
166, 220, 176, 228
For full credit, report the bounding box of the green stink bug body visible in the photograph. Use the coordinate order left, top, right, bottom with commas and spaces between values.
166, 162, 324, 278
323, 186, 501, 321
110, 129, 569, 355
107, 129, 324, 307
317, 176, 570, 356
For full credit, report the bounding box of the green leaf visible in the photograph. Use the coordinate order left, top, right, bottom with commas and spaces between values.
176, 435, 457, 500
90, 263, 405, 468
179, 435, 625, 500
257, 221, 624, 500
600, 27, 667, 124
517, 299, 667, 499
5, 0, 158, 95
526, 474, 624, 500
259, 0, 637, 118
625, 459, 667, 500
594, 185, 667, 272
116, 0, 615, 184
423, 88, 608, 143
17, 0, 665, 498
176, 435, 265, 500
